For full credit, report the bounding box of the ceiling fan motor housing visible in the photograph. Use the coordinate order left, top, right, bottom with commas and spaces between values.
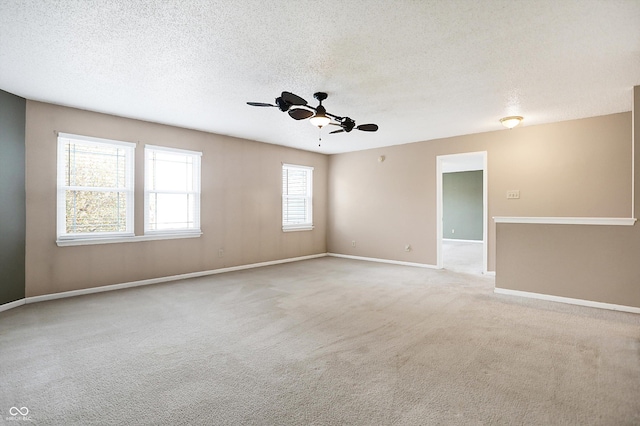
313, 92, 328, 102
342, 117, 356, 132
275, 97, 289, 112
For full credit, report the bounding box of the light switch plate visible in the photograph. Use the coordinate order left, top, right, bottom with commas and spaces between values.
506, 190, 520, 199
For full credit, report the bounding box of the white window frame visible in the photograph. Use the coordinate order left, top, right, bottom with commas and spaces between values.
144, 145, 202, 235
56, 133, 135, 242
282, 163, 314, 232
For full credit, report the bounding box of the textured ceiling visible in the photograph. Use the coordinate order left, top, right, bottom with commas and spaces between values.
1, 1, 639, 154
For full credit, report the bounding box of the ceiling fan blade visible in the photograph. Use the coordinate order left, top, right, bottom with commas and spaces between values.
329, 129, 345, 134
288, 108, 314, 120
281, 91, 307, 106
357, 124, 379, 132
247, 102, 276, 107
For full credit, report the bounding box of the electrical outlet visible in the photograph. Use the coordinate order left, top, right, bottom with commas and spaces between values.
218, 249, 224, 258
352, 240, 356, 248
451, 229, 455, 234
506, 190, 520, 199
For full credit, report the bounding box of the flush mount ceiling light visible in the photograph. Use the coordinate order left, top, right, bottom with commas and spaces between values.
500, 116, 523, 129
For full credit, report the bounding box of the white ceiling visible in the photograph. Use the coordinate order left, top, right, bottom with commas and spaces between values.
1, 1, 639, 154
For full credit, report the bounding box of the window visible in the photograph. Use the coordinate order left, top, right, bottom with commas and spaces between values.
282, 164, 313, 231
145, 145, 201, 234
57, 133, 135, 240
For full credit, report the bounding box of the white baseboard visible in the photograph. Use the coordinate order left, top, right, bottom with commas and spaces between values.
328, 253, 439, 269
0, 298, 26, 313
3, 253, 328, 308
494, 287, 640, 314
10, 255, 635, 316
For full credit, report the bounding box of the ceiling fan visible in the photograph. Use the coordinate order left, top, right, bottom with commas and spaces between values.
247, 91, 379, 135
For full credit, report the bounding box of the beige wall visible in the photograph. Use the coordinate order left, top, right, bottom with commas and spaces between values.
496, 224, 640, 307
495, 86, 640, 308
25, 101, 328, 297
328, 112, 632, 271
22, 99, 637, 303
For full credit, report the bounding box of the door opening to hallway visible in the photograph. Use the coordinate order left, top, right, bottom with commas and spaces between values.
436, 152, 487, 275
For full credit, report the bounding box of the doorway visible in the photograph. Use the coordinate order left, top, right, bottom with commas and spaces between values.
436, 152, 487, 274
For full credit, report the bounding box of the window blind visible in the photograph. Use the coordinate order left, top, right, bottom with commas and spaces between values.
56, 133, 135, 239
282, 164, 313, 230
145, 145, 202, 233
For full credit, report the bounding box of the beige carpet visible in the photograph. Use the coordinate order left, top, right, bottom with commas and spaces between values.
1, 257, 639, 425
442, 239, 483, 275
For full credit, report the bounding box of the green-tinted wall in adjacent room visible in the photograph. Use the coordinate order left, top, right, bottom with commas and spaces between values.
443, 170, 483, 241
0, 89, 26, 304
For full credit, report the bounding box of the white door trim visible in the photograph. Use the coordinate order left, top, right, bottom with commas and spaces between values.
436, 151, 488, 273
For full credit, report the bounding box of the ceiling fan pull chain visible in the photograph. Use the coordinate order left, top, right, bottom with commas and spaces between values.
318, 128, 322, 147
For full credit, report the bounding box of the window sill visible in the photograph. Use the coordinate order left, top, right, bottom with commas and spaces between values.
56, 232, 202, 247
282, 225, 314, 232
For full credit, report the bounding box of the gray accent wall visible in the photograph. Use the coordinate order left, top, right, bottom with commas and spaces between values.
0, 89, 26, 304
443, 171, 483, 241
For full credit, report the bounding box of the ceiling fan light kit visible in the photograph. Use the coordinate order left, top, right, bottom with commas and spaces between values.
309, 114, 330, 128
248, 91, 379, 135
309, 94, 331, 128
